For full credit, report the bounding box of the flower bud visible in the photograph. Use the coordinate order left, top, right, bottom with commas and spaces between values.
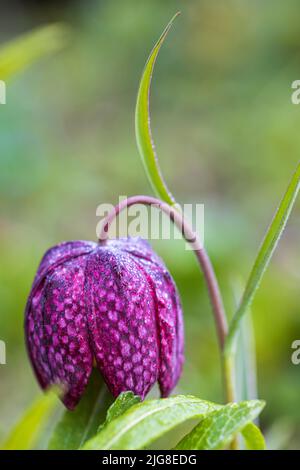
25, 238, 184, 409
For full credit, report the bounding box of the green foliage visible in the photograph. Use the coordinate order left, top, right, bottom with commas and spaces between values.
2, 384, 264, 450
1, 388, 59, 450
81, 395, 220, 450
236, 312, 258, 402
135, 13, 179, 205
1, 0, 300, 449
175, 400, 265, 450
48, 372, 113, 450
242, 422, 266, 450
226, 163, 300, 353
97, 391, 141, 433
0, 24, 69, 81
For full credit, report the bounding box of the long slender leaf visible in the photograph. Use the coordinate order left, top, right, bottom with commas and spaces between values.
48, 372, 113, 450
135, 13, 180, 206
0, 24, 69, 81
175, 400, 265, 450
232, 281, 258, 404
226, 163, 300, 352
236, 314, 258, 403
242, 422, 266, 450
1, 389, 59, 450
81, 395, 220, 450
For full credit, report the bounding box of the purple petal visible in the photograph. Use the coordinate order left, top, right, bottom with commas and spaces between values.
42, 256, 93, 409
129, 251, 184, 397
25, 241, 95, 403
107, 238, 162, 265
85, 245, 159, 399
34, 240, 96, 285
25, 282, 52, 389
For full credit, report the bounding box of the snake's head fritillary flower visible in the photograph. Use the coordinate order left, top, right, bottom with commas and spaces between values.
25, 238, 184, 410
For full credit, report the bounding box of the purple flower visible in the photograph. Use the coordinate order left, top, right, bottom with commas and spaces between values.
25, 238, 184, 409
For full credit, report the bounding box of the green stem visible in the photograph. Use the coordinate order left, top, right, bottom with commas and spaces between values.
222, 353, 238, 449
222, 353, 236, 404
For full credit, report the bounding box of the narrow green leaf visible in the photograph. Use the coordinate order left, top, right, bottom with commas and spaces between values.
236, 314, 258, 403
81, 395, 220, 450
1, 388, 59, 450
226, 163, 300, 353
98, 391, 141, 433
48, 372, 113, 450
135, 13, 180, 206
232, 281, 258, 403
0, 24, 69, 81
175, 400, 265, 450
242, 422, 266, 450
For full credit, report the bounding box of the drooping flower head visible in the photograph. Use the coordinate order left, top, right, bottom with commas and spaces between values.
25, 238, 184, 409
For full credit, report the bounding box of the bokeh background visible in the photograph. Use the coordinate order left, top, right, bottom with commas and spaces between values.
0, 0, 300, 449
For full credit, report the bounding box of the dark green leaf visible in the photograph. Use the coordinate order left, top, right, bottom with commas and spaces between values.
81, 395, 220, 450
175, 400, 265, 450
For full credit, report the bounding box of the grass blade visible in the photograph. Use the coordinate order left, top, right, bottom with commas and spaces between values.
1, 389, 59, 450
232, 281, 258, 404
0, 24, 69, 81
226, 163, 300, 353
135, 13, 180, 205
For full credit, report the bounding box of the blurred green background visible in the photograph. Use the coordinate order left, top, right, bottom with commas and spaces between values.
0, 0, 300, 449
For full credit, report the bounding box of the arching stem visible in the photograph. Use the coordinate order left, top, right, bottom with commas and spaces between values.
99, 195, 229, 358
